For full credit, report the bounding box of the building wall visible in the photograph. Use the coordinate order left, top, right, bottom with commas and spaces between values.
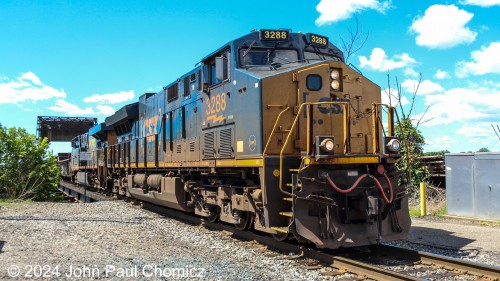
446, 153, 500, 220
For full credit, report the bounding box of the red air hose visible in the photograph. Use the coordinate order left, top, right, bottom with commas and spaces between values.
325, 174, 368, 193
325, 173, 394, 204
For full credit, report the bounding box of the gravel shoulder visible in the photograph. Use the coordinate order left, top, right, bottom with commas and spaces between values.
0, 201, 328, 280
386, 216, 500, 267
1, 201, 499, 280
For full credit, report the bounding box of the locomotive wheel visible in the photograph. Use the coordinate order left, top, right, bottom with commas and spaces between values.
207, 206, 220, 223
234, 212, 254, 230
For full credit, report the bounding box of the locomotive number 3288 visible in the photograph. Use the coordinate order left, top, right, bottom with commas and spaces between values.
205, 92, 227, 115
263, 31, 288, 40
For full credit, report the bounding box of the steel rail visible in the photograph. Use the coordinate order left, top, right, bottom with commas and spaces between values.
371, 244, 500, 280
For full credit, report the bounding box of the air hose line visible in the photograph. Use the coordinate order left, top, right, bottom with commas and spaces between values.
325, 173, 394, 204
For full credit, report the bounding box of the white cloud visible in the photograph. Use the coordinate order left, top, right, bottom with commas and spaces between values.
83, 90, 134, 104
401, 79, 444, 95
418, 85, 500, 127
404, 68, 419, 78
434, 70, 450, 79
96, 105, 115, 116
455, 123, 496, 137
48, 99, 96, 115
455, 42, 500, 78
0, 72, 66, 104
410, 5, 477, 49
460, 0, 500, 7
359, 48, 415, 71
315, 0, 391, 25
425, 136, 457, 150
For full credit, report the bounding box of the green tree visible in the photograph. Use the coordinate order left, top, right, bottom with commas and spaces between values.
0, 124, 60, 200
384, 73, 430, 196
395, 118, 428, 192
477, 147, 490, 152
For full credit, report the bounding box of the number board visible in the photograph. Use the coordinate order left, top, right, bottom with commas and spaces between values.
307, 33, 329, 47
259, 29, 289, 41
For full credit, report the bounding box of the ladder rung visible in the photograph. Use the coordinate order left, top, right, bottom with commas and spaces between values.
279, 212, 293, 218
289, 169, 300, 172
271, 227, 289, 234
283, 197, 293, 202
286, 183, 301, 187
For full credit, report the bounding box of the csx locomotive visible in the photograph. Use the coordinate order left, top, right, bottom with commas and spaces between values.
69, 29, 411, 249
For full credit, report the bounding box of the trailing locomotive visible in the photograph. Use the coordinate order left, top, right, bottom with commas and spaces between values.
70, 29, 411, 249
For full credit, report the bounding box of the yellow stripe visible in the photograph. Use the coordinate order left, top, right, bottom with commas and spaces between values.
85, 159, 263, 169
308, 156, 380, 165
158, 161, 212, 168
215, 158, 263, 167
134, 161, 213, 168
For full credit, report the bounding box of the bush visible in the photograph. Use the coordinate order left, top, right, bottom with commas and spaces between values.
0, 124, 60, 200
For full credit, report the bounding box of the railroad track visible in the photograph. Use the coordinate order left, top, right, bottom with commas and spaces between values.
342, 244, 500, 280
58, 181, 500, 280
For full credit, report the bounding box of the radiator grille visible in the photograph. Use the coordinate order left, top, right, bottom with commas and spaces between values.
189, 141, 195, 152
203, 131, 215, 159
219, 128, 233, 158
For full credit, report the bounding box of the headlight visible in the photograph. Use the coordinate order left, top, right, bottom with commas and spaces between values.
387, 139, 400, 152
330, 80, 340, 90
330, 69, 340, 80
320, 138, 335, 152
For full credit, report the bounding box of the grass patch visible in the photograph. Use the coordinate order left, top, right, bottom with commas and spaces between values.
0, 198, 32, 207
0, 199, 15, 206
431, 203, 447, 217
409, 208, 421, 217
0, 191, 68, 205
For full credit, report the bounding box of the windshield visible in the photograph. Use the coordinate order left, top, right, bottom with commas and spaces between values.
304, 51, 342, 62
239, 48, 299, 67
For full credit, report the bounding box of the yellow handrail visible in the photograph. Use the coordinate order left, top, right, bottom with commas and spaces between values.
261, 106, 291, 203
263, 106, 290, 155
371, 103, 396, 153
278, 101, 349, 196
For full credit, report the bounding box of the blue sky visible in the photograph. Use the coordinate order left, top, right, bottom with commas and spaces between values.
1, 0, 499, 153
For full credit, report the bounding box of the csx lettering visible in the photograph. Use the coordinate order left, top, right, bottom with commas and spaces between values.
205, 92, 227, 115
302, 93, 343, 116
144, 115, 159, 136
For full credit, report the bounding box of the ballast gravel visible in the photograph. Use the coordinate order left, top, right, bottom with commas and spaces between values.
0, 201, 338, 280
1, 201, 499, 280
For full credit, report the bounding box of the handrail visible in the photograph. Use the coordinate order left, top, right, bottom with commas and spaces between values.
371, 103, 396, 153
278, 101, 349, 196
263, 106, 290, 156
262, 106, 291, 202
295, 63, 331, 109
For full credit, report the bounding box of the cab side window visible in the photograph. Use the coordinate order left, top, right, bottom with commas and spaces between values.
204, 49, 230, 89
